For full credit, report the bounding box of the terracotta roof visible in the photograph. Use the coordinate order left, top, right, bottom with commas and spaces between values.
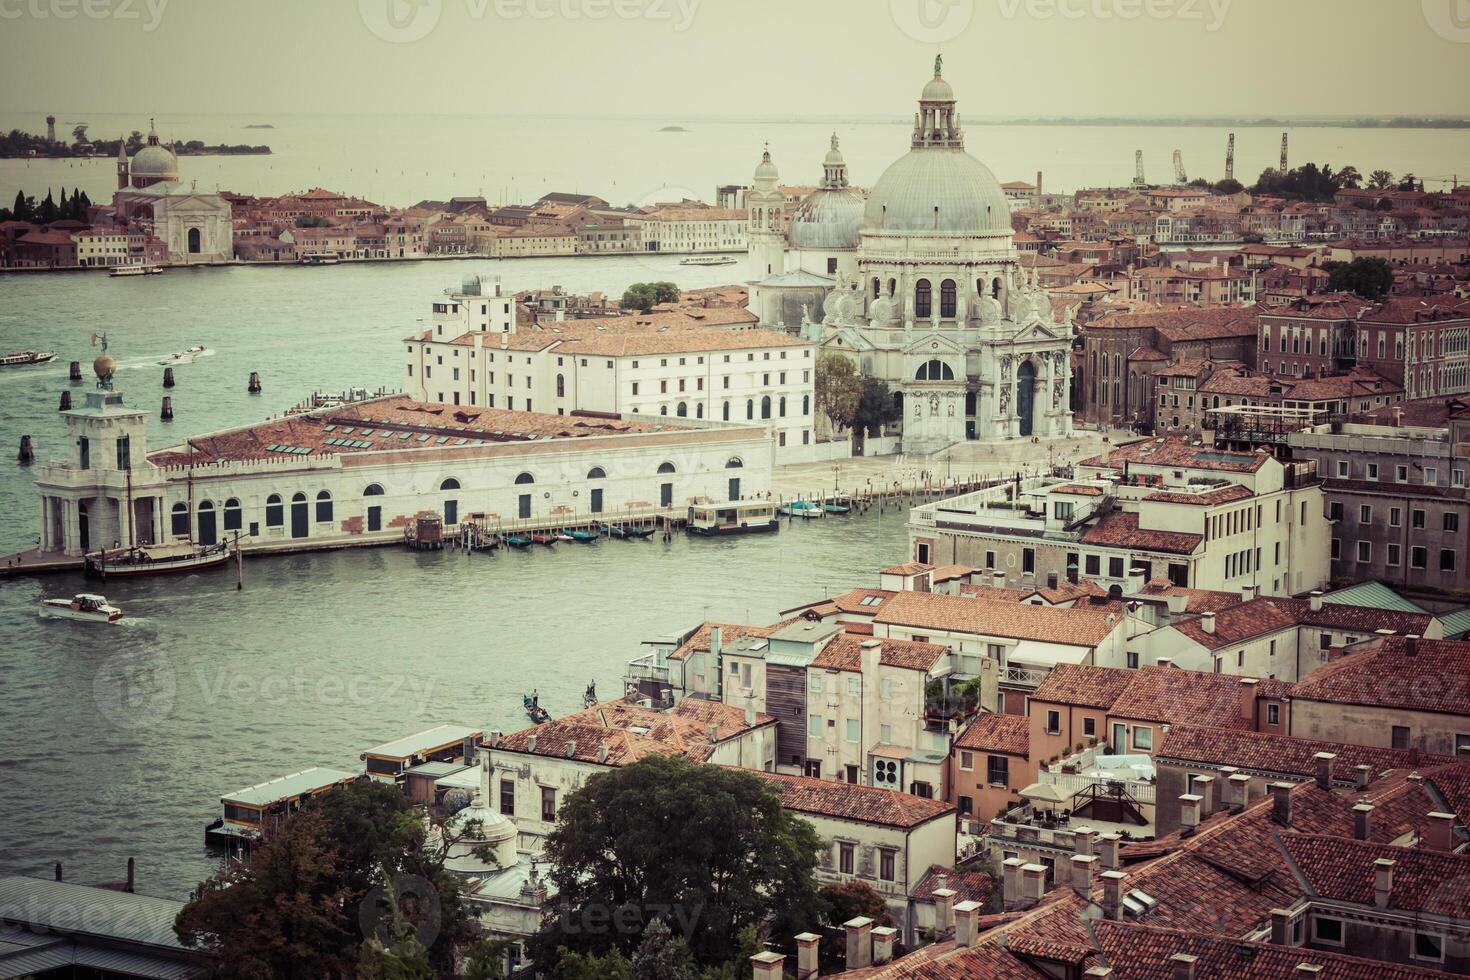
1107, 665, 1292, 728
810, 633, 948, 673
1024, 579, 1112, 605
881, 562, 931, 576
782, 588, 895, 618
909, 864, 994, 905
495, 699, 772, 766
1093, 920, 1454, 980
1090, 306, 1258, 341
745, 770, 954, 829
955, 712, 1030, 756
1078, 436, 1269, 474
1080, 512, 1203, 556
1156, 724, 1451, 782
1030, 662, 1135, 709
1136, 580, 1244, 614
1142, 483, 1253, 506
1282, 833, 1470, 915
667, 621, 779, 662
873, 591, 1123, 648
1052, 484, 1105, 496
828, 940, 1046, 978
1290, 637, 1470, 715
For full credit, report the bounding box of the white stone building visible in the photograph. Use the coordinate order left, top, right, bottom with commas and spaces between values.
111, 120, 232, 265
403, 275, 823, 464
745, 58, 1076, 453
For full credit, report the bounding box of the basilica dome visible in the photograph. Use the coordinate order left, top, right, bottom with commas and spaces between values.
790, 133, 864, 250
861, 59, 1011, 238
130, 144, 177, 178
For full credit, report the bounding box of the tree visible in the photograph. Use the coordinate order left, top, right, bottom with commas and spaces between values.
1211, 178, 1244, 195
295, 214, 333, 228
552, 948, 634, 980
528, 756, 823, 970
38, 189, 56, 223
176, 782, 477, 979
621, 281, 679, 313
1323, 257, 1393, 300
72, 123, 88, 144
852, 376, 900, 438
814, 352, 861, 433
1369, 169, 1394, 190
820, 880, 892, 928
1337, 166, 1362, 189
1249, 162, 1344, 202
631, 919, 692, 980
1398, 173, 1419, 192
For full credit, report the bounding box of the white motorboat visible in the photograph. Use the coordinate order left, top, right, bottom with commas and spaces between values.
39, 593, 123, 623
109, 265, 163, 277
679, 255, 738, 266
157, 345, 207, 366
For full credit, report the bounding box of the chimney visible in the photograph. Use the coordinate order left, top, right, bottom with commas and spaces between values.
487, 731, 501, 749
1085, 969, 1115, 979
1098, 834, 1122, 870
844, 917, 873, 969
526, 734, 537, 754
1125, 568, 1145, 596
1165, 592, 1189, 616
1354, 764, 1372, 790
744, 694, 756, 727
992, 569, 1007, 589
1352, 803, 1374, 841
1309, 590, 1323, 612
1270, 908, 1294, 946
1170, 953, 1199, 980
566, 740, 577, 758
709, 723, 719, 744
1201, 612, 1216, 634
1002, 857, 1024, 908
1179, 794, 1202, 832
1228, 772, 1252, 810
1073, 827, 1096, 857
1373, 858, 1394, 908
1296, 966, 1324, 977
1240, 584, 1258, 602
1271, 782, 1293, 825
710, 626, 723, 660
1313, 752, 1336, 790
1192, 775, 1216, 815
597, 742, 609, 765
932, 887, 957, 935
1157, 657, 1174, 668
1047, 570, 1059, 590
1021, 863, 1047, 903
794, 932, 820, 980
1071, 854, 1098, 895
1101, 870, 1127, 920
954, 900, 982, 947
462, 736, 476, 765
751, 951, 785, 980
1426, 811, 1456, 851
871, 926, 897, 965
1238, 677, 1259, 726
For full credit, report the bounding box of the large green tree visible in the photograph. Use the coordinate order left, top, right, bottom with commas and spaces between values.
814, 352, 862, 433
621, 281, 680, 312
1323, 257, 1394, 300
175, 782, 477, 979
528, 756, 823, 970
852, 376, 901, 437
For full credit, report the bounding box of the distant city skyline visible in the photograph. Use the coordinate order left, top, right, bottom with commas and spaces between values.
2, 0, 1468, 119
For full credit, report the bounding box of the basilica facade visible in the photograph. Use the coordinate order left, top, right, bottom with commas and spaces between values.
111, 120, 233, 265
746, 59, 1074, 453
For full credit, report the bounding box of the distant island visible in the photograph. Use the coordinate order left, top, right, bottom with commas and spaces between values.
0, 127, 271, 159
244, 124, 274, 129
989, 116, 1470, 129
659, 125, 687, 132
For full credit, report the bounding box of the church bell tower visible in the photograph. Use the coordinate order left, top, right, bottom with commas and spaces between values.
746, 144, 785, 281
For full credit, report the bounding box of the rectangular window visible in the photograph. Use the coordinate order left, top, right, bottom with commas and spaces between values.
809, 673, 821, 693
1442, 549, 1457, 572
1446, 513, 1461, 532
1312, 916, 1345, 947
809, 714, 823, 737
987, 755, 1009, 787
1412, 546, 1427, 569
1267, 703, 1280, 725
1085, 555, 1100, 576
1357, 541, 1371, 563
1132, 726, 1153, 751
880, 849, 895, 882
1413, 932, 1445, 964
845, 719, 860, 743
541, 786, 557, 822
1083, 717, 1096, 737
880, 724, 892, 744
499, 779, 514, 816
1108, 556, 1125, 578
1023, 548, 1035, 574
839, 843, 854, 875
959, 750, 974, 771
1045, 710, 1061, 735
1390, 507, 1402, 527
1392, 725, 1411, 750
1359, 504, 1372, 524
1388, 543, 1401, 567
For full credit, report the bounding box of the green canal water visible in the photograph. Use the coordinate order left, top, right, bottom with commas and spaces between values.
0, 258, 908, 897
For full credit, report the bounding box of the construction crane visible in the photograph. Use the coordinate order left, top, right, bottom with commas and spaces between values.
1280, 132, 1289, 173
1133, 149, 1146, 188
1428, 175, 1460, 190
1173, 150, 1187, 185
1225, 133, 1235, 181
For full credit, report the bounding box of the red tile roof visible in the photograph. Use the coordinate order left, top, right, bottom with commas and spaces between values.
495, 699, 772, 766
745, 770, 954, 829
1282, 833, 1470, 915
1155, 724, 1451, 782
1107, 665, 1292, 728
873, 591, 1124, 648
955, 712, 1029, 756
1142, 483, 1253, 506
1080, 512, 1203, 556
1030, 663, 1135, 710
668, 621, 779, 662
1290, 637, 1470, 715
1168, 596, 1433, 651
810, 633, 948, 673
1078, 436, 1270, 474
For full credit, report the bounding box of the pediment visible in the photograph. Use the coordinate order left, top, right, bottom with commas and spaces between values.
902, 332, 967, 356
1009, 320, 1062, 344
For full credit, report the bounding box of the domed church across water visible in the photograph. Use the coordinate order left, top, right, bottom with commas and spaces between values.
746, 57, 1075, 453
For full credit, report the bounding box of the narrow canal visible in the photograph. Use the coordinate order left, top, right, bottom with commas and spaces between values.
0, 259, 910, 897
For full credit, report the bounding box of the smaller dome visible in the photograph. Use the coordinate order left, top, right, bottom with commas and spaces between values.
129, 144, 177, 178
753, 148, 778, 182
823, 137, 845, 168
921, 75, 955, 103
789, 188, 865, 250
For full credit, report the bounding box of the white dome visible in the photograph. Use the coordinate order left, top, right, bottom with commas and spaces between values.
921, 75, 955, 103
753, 148, 778, 182
790, 188, 865, 250
130, 144, 177, 178
863, 149, 1012, 236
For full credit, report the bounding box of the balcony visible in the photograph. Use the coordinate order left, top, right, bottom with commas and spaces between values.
1001, 663, 1051, 688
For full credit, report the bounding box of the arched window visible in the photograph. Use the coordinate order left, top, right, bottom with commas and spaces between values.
676, 401, 688, 417
723, 401, 731, 421
915, 359, 955, 381
660, 405, 668, 416
514, 472, 534, 485
657, 462, 676, 474
887, 278, 896, 297
802, 394, 810, 416
914, 279, 932, 318
587, 467, 606, 479
872, 277, 880, 299
760, 395, 772, 419
778, 396, 787, 417
223, 497, 242, 531
187, 227, 201, 254
316, 490, 333, 523
725, 457, 744, 469
265, 494, 283, 527
992, 277, 1002, 299
746, 399, 754, 420
556, 374, 565, 398
171, 501, 190, 536
440, 478, 460, 491
696, 403, 704, 419
940, 279, 957, 318
291, 492, 307, 503
364, 484, 384, 496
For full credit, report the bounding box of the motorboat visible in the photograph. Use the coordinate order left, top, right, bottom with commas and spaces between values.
85, 540, 233, 577
157, 345, 206, 366
779, 500, 824, 519
109, 265, 163, 277
687, 500, 779, 536
1, 350, 56, 368
39, 593, 122, 623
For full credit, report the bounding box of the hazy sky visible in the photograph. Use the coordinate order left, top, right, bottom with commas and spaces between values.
2, 0, 1468, 119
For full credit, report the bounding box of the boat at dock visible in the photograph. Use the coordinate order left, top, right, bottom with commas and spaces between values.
600, 522, 655, 539
823, 502, 851, 514
779, 500, 824, 519
523, 692, 551, 725
679, 255, 738, 266
1, 350, 56, 368
205, 767, 358, 851
561, 527, 599, 542
38, 593, 122, 623
503, 534, 532, 549
687, 500, 779, 536
84, 539, 234, 578
300, 252, 340, 265
528, 532, 557, 546
109, 264, 163, 277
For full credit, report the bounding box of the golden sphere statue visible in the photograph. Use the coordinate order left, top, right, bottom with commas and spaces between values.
93, 354, 117, 379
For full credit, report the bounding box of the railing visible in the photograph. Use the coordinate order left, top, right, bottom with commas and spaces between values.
1001, 663, 1051, 688
1040, 772, 1156, 806
624, 654, 672, 684
989, 813, 1078, 851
